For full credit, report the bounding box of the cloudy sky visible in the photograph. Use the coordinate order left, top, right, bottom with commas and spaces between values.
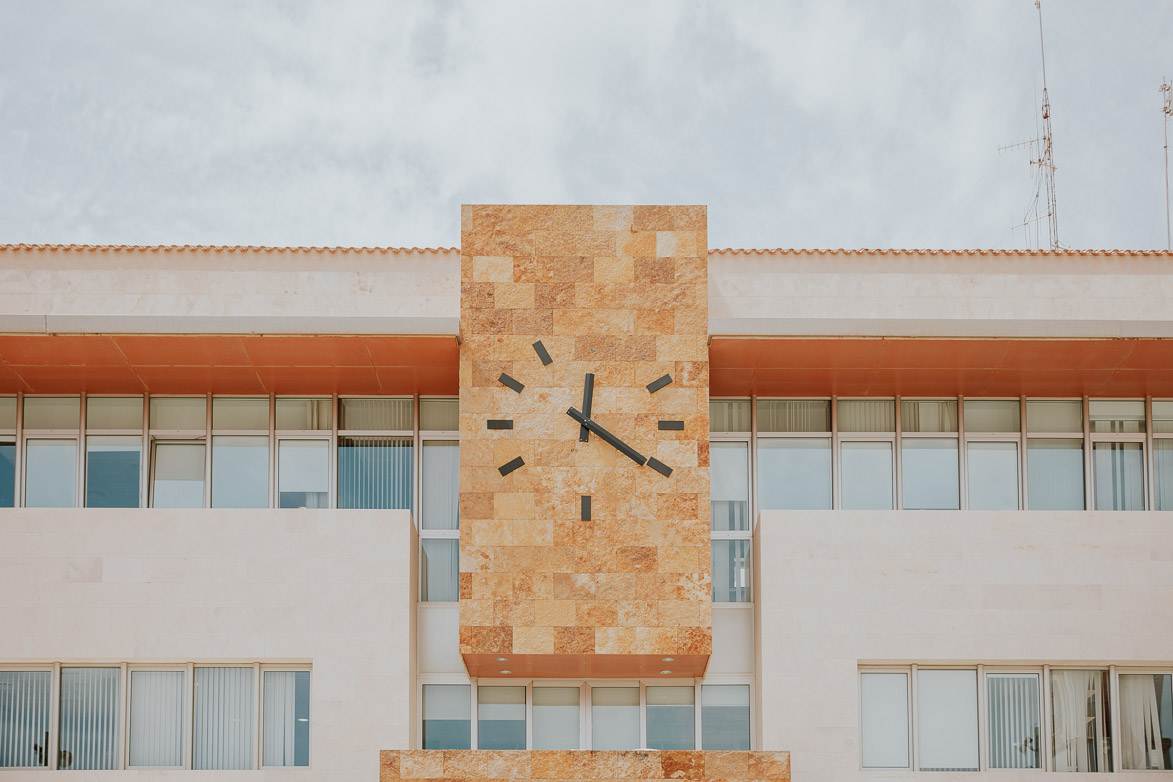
1, 1, 1170, 250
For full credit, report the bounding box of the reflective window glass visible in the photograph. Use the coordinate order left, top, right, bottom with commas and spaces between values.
211, 436, 269, 508
646, 686, 694, 750
275, 398, 331, 431
422, 684, 470, 750
338, 437, 412, 509
757, 400, 829, 432
478, 686, 525, 750
758, 439, 831, 510
422, 441, 459, 529
212, 398, 268, 430
420, 539, 459, 602
193, 667, 254, 770
0, 397, 14, 429
591, 687, 639, 750
533, 687, 579, 750
1119, 673, 1173, 770
152, 443, 205, 508
709, 400, 750, 432
1089, 399, 1145, 434
1093, 442, 1145, 510
964, 400, 1020, 432
966, 441, 1019, 510
149, 398, 206, 430
901, 400, 958, 433
917, 669, 978, 772
901, 439, 959, 510
129, 670, 183, 768
59, 668, 120, 770
0, 670, 51, 767
278, 440, 329, 508
861, 672, 909, 768
23, 397, 79, 429
0, 441, 14, 508
339, 398, 412, 431
711, 441, 749, 531
838, 400, 895, 432
86, 435, 141, 508
86, 397, 143, 430
25, 439, 77, 507
712, 540, 751, 603
262, 670, 310, 767
1155, 441, 1173, 511
987, 673, 1041, 769
702, 684, 750, 750
841, 441, 893, 509
1028, 439, 1085, 510
420, 399, 459, 431
1027, 400, 1083, 433
1052, 670, 1112, 772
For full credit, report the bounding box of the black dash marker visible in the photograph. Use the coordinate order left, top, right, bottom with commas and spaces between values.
581, 495, 591, 521
498, 373, 524, 393
532, 340, 553, 366
487, 419, 514, 430
658, 420, 685, 431
498, 456, 525, 476
647, 457, 673, 478
646, 374, 673, 393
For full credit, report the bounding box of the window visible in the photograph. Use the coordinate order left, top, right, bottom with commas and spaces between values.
860, 672, 909, 768
1028, 440, 1085, 510
277, 440, 329, 508
0, 670, 51, 767
151, 443, 205, 508
701, 684, 750, 750
711, 405, 752, 603
24, 439, 77, 508
840, 399, 895, 510
1153, 401, 1173, 511
58, 667, 120, 770
757, 399, 831, 510
901, 400, 959, 510
646, 685, 695, 750
1051, 669, 1112, 772
420, 539, 459, 602
337, 397, 413, 510
965, 400, 1020, 511
987, 673, 1041, 769
0, 397, 15, 509
193, 667, 255, 770
86, 437, 141, 508
129, 670, 184, 768
712, 539, 751, 603
263, 670, 311, 767
478, 686, 525, 750
916, 669, 978, 771
591, 687, 639, 750
211, 398, 269, 508
533, 687, 579, 749
422, 684, 470, 749
711, 441, 749, 532
1119, 673, 1173, 770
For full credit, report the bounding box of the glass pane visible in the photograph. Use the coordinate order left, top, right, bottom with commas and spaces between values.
965, 400, 1020, 432
702, 684, 750, 750
0, 670, 51, 767
275, 398, 331, 431
1153, 401, 1173, 434
966, 441, 1019, 510
591, 687, 639, 750
917, 669, 978, 771
861, 672, 909, 768
709, 399, 750, 432
1119, 673, 1173, 770
420, 539, 459, 602
58, 668, 119, 770
646, 686, 694, 750
129, 670, 183, 768
86, 397, 143, 430
901, 400, 958, 433
901, 439, 959, 510
278, 440, 328, 508
711, 441, 749, 531
23, 397, 79, 429
1052, 669, 1112, 772
1093, 442, 1145, 511
339, 398, 412, 431
422, 441, 459, 529
211, 435, 269, 508
987, 673, 1041, 769
0, 442, 14, 508
24, 439, 77, 507
152, 443, 205, 508
841, 441, 893, 509
338, 437, 412, 509
1089, 399, 1145, 434
193, 667, 254, 770
757, 400, 830, 432
478, 686, 525, 750
86, 435, 141, 508
1028, 439, 1085, 510
149, 397, 205, 430
838, 399, 894, 432
423, 684, 470, 749
758, 439, 831, 510
1157, 441, 1173, 511
712, 540, 751, 603
533, 687, 579, 750
212, 398, 268, 430
0, 397, 14, 429
263, 670, 310, 767
1027, 400, 1083, 433
421, 399, 459, 431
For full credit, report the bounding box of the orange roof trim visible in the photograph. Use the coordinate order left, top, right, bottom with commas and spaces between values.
712, 247, 1173, 256
0, 244, 458, 254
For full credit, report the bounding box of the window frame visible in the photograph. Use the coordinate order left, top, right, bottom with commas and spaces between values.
962, 397, 1024, 511
754, 397, 833, 512
711, 399, 753, 604
1089, 398, 1148, 511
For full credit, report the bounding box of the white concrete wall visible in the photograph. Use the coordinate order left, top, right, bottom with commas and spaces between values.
758, 509, 1173, 782
0, 508, 415, 781
0, 246, 459, 334
710, 249, 1173, 338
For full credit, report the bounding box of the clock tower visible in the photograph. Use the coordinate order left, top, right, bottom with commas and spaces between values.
458, 205, 711, 679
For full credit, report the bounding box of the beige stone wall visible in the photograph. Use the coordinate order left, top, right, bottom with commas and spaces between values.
380, 750, 790, 782
458, 205, 711, 678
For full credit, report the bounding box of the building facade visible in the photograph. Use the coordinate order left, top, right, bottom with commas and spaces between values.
1, 204, 1172, 780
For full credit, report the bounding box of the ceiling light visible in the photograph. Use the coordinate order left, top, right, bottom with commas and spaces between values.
661, 657, 674, 662
498, 670, 512, 675
659, 670, 672, 675
496, 657, 509, 662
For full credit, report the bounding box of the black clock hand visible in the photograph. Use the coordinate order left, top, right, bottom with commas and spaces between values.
567, 407, 647, 466
579, 373, 594, 443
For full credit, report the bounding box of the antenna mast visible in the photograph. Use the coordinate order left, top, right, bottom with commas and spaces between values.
1034, 0, 1060, 250
1162, 78, 1171, 251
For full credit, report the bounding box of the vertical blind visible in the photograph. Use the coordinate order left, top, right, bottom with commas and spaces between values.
129, 670, 183, 767
987, 673, 1041, 769
0, 670, 50, 767
338, 437, 412, 510
263, 671, 310, 767
58, 667, 119, 770
193, 667, 254, 770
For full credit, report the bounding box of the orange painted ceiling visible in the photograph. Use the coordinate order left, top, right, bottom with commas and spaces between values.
0, 334, 459, 394
709, 337, 1173, 397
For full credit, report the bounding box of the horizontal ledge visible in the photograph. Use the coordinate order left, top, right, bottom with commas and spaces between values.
709, 317, 1173, 339
0, 314, 460, 336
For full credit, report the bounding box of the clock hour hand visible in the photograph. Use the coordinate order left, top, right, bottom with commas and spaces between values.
579, 373, 594, 443
567, 407, 647, 466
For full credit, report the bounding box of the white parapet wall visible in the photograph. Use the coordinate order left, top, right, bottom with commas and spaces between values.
0, 508, 415, 781
758, 509, 1173, 782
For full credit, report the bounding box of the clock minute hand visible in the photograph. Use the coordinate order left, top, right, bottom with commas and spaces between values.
579, 373, 594, 443
566, 407, 648, 466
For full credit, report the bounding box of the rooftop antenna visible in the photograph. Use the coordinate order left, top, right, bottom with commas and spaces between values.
1162, 78, 1171, 251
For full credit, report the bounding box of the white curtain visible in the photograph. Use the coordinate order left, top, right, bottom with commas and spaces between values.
129, 671, 183, 767
193, 667, 254, 770
838, 400, 894, 432
58, 668, 119, 770
263, 672, 296, 766
0, 671, 50, 767
987, 674, 1040, 769
1052, 670, 1108, 772
421, 441, 459, 530
757, 400, 829, 432
1120, 675, 1166, 770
